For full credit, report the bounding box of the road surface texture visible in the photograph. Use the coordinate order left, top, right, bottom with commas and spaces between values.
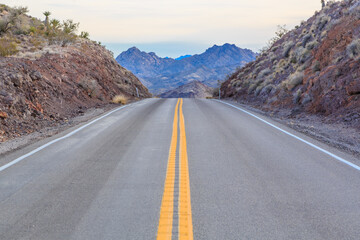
0, 98, 359, 240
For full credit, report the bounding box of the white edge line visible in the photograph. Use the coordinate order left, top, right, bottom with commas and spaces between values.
215, 100, 360, 171
0, 103, 133, 172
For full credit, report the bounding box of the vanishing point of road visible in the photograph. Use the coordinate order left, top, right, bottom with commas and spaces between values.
0, 98, 359, 239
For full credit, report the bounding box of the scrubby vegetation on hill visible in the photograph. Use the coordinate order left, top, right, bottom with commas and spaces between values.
0, 5, 151, 142
0, 4, 95, 57
222, 0, 360, 129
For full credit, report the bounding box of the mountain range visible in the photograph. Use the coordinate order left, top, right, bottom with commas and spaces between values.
116, 44, 257, 94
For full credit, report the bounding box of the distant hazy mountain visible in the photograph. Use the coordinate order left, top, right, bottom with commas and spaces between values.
116, 44, 257, 94
159, 81, 213, 98
175, 55, 192, 60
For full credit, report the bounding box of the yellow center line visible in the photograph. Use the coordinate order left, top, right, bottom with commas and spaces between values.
157, 98, 194, 240
178, 98, 194, 240
157, 99, 180, 240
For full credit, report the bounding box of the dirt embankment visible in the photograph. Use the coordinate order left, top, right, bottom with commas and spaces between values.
0, 41, 151, 143
221, 0, 360, 134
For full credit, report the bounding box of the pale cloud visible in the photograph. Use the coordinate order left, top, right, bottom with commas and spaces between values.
3, 0, 324, 57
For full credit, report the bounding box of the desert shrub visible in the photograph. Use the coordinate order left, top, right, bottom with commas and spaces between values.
312, 60, 321, 72
62, 19, 79, 34
293, 89, 302, 103
248, 83, 258, 94
78, 78, 99, 97
254, 85, 263, 96
286, 71, 304, 90
29, 26, 36, 34
346, 39, 360, 60
46, 19, 79, 46
302, 34, 312, 47
260, 25, 289, 54
271, 45, 279, 52
0, 38, 18, 56
294, 46, 310, 64
301, 28, 308, 35
80, 31, 89, 39
268, 52, 277, 62
350, 5, 360, 19
332, 56, 343, 64
327, 18, 341, 30
301, 93, 312, 105
306, 40, 319, 50
282, 41, 294, 58
231, 80, 239, 87
315, 14, 331, 31
257, 68, 271, 80
29, 37, 45, 50
261, 84, 275, 95
112, 95, 127, 104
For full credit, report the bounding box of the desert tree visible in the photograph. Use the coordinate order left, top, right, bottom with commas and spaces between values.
43, 11, 51, 31
50, 19, 61, 31
260, 25, 289, 54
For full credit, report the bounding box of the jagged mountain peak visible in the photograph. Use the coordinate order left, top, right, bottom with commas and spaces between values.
116, 44, 257, 94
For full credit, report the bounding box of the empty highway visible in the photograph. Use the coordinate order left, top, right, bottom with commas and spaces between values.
0, 98, 359, 239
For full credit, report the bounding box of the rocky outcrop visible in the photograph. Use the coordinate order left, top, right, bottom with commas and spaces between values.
116, 44, 257, 94
159, 81, 213, 98
0, 42, 151, 142
221, 0, 360, 129
0, 5, 151, 142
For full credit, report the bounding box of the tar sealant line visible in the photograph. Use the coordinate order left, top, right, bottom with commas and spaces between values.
216, 100, 360, 171
0, 103, 133, 173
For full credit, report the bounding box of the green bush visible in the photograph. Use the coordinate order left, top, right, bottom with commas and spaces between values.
80, 31, 89, 39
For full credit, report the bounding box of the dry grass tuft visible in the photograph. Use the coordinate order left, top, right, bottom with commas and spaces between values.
285, 71, 304, 90
0, 38, 18, 56
112, 94, 128, 105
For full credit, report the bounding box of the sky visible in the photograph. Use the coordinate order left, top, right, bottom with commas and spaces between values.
3, 0, 322, 58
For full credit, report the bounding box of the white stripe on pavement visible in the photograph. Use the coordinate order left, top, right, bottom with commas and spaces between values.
0, 103, 132, 172
216, 100, 360, 171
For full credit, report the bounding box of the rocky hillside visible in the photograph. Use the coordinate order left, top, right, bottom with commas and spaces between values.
159, 81, 213, 98
116, 44, 257, 94
222, 0, 360, 129
0, 5, 151, 142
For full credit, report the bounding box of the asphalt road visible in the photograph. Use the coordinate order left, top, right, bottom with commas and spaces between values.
0, 98, 359, 239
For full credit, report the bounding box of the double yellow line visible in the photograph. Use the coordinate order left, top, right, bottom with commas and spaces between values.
157, 99, 193, 240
